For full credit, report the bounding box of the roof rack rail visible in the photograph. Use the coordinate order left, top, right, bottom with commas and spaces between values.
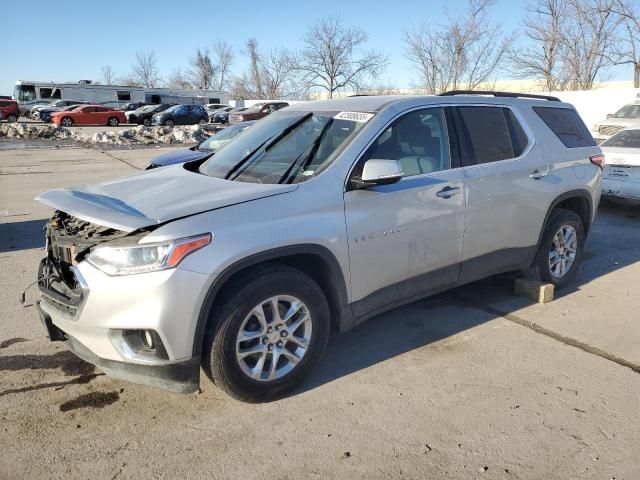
439, 90, 561, 102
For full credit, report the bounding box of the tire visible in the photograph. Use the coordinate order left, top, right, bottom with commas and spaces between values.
108, 117, 119, 127
202, 263, 330, 402
61, 117, 73, 127
163, 119, 175, 127
6, 114, 17, 123
199, 118, 207, 125
525, 208, 585, 289
143, 118, 151, 127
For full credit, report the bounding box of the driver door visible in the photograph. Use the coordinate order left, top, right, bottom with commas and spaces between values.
344, 107, 466, 318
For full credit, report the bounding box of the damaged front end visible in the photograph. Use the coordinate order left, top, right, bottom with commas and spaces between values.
38, 211, 140, 319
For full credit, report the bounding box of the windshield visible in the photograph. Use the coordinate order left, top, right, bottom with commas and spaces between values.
611, 104, 640, 119
199, 124, 252, 152
199, 110, 371, 184
603, 130, 640, 148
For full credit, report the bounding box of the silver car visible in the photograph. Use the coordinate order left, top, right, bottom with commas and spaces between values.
35, 92, 603, 401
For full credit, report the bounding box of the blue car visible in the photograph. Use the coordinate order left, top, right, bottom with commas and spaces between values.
146, 121, 255, 169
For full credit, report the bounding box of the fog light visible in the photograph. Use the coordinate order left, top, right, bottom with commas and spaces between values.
109, 328, 169, 363
142, 330, 155, 349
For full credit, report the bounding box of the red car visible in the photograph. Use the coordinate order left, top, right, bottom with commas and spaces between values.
0, 99, 20, 123
50, 105, 126, 127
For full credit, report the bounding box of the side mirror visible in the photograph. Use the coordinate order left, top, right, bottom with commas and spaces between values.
355, 159, 404, 189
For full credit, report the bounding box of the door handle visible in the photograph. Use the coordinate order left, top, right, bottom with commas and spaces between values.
529, 168, 549, 180
435, 186, 461, 198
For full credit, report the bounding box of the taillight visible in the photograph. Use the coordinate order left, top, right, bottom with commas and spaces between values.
590, 154, 605, 170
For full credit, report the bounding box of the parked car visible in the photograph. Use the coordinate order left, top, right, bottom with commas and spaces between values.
40, 104, 85, 123
151, 104, 208, 126
31, 100, 87, 119
592, 102, 640, 143
119, 102, 148, 112
35, 92, 602, 402
0, 99, 20, 123
601, 128, 640, 205
50, 104, 126, 127
126, 104, 174, 126
212, 106, 246, 124
204, 103, 229, 114
146, 121, 256, 169
229, 102, 289, 124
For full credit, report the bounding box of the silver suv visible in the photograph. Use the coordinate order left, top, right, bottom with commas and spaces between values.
35, 92, 603, 402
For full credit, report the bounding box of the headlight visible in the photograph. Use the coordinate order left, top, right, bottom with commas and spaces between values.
87, 233, 212, 276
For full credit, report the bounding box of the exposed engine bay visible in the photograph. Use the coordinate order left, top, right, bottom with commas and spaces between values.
38, 211, 142, 315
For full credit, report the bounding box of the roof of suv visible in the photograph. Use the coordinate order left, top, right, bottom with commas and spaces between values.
285, 94, 572, 113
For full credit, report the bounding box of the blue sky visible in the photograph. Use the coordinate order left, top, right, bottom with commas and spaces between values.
2, 0, 633, 96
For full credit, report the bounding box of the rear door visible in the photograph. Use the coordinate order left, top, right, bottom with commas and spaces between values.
344, 107, 466, 317
452, 105, 550, 282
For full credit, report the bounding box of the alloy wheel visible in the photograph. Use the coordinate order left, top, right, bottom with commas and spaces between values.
235, 295, 312, 382
549, 224, 578, 278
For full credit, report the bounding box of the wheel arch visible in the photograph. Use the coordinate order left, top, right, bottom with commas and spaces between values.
535, 189, 593, 252
192, 244, 350, 356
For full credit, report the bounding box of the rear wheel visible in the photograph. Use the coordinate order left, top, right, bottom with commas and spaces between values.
525, 208, 585, 289
61, 117, 73, 127
6, 114, 17, 123
202, 264, 330, 402
143, 118, 151, 127
163, 119, 175, 127
108, 117, 119, 127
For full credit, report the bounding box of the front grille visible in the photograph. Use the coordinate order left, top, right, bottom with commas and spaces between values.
599, 125, 624, 136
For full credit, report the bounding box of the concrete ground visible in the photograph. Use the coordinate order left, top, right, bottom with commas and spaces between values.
1, 145, 639, 480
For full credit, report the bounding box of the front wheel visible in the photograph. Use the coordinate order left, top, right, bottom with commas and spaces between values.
61, 117, 73, 127
163, 119, 175, 127
525, 208, 585, 289
202, 264, 330, 402
143, 118, 151, 127
6, 114, 17, 123
108, 117, 119, 127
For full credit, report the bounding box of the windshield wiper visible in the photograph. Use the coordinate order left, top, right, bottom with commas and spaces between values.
224, 137, 273, 180
264, 113, 313, 152
223, 113, 313, 181
278, 119, 334, 184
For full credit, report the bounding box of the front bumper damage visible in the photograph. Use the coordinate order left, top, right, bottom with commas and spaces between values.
36, 211, 203, 393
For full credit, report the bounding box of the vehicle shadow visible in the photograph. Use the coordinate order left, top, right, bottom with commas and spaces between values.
298, 203, 640, 396
0, 218, 46, 253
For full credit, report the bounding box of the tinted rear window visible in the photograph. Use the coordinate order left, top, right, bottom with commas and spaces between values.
453, 106, 529, 166
533, 107, 595, 148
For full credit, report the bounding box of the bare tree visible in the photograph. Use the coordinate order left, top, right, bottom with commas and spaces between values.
165, 68, 192, 89
189, 48, 215, 89
611, 0, 640, 87
404, 0, 510, 94
212, 40, 234, 91
101, 66, 116, 85
507, 0, 572, 91
131, 50, 161, 88
296, 16, 388, 98
234, 38, 304, 99
561, 0, 620, 90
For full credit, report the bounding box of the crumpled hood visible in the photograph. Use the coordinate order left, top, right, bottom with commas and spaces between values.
36, 164, 298, 232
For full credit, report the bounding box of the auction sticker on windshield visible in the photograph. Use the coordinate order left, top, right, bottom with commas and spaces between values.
334, 111, 374, 122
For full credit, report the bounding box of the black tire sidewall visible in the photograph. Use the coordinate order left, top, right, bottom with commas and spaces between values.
536, 209, 585, 288
208, 268, 330, 402
108, 117, 118, 126
143, 118, 151, 126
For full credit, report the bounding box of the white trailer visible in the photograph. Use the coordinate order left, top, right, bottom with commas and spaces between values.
13, 80, 229, 115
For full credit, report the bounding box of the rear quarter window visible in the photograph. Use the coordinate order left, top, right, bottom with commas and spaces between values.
533, 107, 596, 148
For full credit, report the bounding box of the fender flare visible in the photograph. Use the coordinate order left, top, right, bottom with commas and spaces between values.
535, 189, 594, 252
191, 244, 349, 356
